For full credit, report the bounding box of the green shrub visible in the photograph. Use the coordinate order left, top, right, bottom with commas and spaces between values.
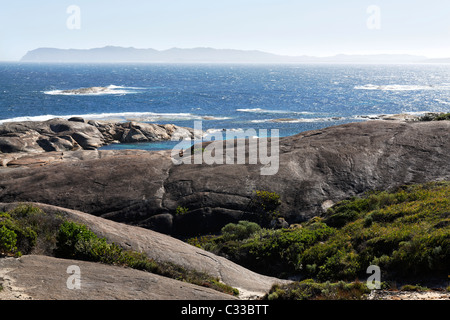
419, 112, 450, 121
300, 182, 450, 281
0, 205, 64, 255
0, 211, 37, 255
221, 221, 261, 241
191, 218, 334, 277
175, 206, 189, 216
0, 225, 18, 256
247, 190, 282, 226
55, 221, 99, 260
265, 279, 370, 300
193, 182, 450, 284
55, 221, 239, 296
253, 190, 281, 212
205, 278, 240, 296
55, 221, 149, 268
400, 284, 429, 292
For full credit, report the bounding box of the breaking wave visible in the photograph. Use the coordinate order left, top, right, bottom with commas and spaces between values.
251, 117, 344, 123
236, 108, 314, 115
43, 85, 145, 96
0, 112, 231, 124
354, 84, 450, 91
249, 111, 434, 124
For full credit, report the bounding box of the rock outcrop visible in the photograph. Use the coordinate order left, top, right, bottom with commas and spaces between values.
0, 120, 449, 236
0, 255, 238, 300
0, 202, 288, 300
0, 118, 202, 153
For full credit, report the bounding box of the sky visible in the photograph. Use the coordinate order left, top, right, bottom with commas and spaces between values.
1, 0, 450, 61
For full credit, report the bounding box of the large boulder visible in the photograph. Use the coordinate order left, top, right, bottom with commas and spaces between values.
0, 202, 288, 299
0, 118, 104, 153
0, 255, 238, 300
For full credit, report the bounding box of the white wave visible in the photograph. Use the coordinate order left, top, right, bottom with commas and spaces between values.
354, 84, 450, 91
236, 108, 314, 115
251, 117, 344, 123
43, 85, 146, 96
205, 128, 245, 134
352, 111, 431, 120
0, 114, 62, 124
201, 116, 232, 121
0, 112, 226, 124
435, 99, 450, 105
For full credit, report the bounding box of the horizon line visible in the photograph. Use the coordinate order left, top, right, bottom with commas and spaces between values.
8, 46, 450, 63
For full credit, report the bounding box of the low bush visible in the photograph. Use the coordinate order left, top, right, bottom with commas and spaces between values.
0, 224, 17, 256
55, 221, 239, 296
400, 284, 429, 292
419, 112, 450, 121
191, 182, 450, 285
175, 206, 189, 216
1, 206, 240, 297
301, 182, 450, 281
0, 205, 64, 256
221, 221, 261, 241
189, 219, 334, 277
247, 190, 282, 226
265, 279, 370, 300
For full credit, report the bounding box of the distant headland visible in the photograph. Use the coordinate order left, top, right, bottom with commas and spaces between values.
19, 46, 449, 64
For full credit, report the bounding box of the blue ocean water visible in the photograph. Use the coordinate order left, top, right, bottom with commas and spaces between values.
1, 63, 449, 150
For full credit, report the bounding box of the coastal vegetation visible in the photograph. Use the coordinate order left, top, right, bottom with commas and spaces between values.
247, 190, 283, 226
418, 112, 450, 121
0, 205, 239, 296
265, 279, 371, 300
188, 182, 450, 299
1, 182, 449, 299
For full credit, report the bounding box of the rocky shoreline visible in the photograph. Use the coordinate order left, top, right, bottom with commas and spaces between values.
0, 117, 202, 154
1, 118, 449, 236
0, 112, 445, 155
1, 116, 449, 300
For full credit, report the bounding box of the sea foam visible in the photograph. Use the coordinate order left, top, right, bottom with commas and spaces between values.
0, 112, 228, 124
354, 84, 450, 91
43, 85, 145, 96
236, 108, 314, 114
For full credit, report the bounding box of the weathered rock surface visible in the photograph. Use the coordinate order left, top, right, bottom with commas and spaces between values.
0, 202, 288, 299
0, 255, 238, 300
0, 118, 202, 153
0, 120, 449, 236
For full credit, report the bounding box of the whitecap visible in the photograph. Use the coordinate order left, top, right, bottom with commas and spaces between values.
43, 85, 146, 96
0, 112, 224, 124
435, 99, 450, 105
354, 84, 450, 91
236, 108, 314, 115
250, 117, 343, 123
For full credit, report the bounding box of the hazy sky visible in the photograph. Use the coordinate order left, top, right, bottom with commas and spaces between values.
1, 0, 450, 61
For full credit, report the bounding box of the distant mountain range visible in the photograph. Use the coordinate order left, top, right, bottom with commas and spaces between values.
20, 46, 448, 63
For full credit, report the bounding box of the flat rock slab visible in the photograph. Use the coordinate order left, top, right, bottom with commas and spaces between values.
1, 121, 449, 236
0, 255, 237, 300
0, 202, 289, 299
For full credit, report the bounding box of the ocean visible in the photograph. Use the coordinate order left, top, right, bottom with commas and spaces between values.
1, 62, 449, 150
